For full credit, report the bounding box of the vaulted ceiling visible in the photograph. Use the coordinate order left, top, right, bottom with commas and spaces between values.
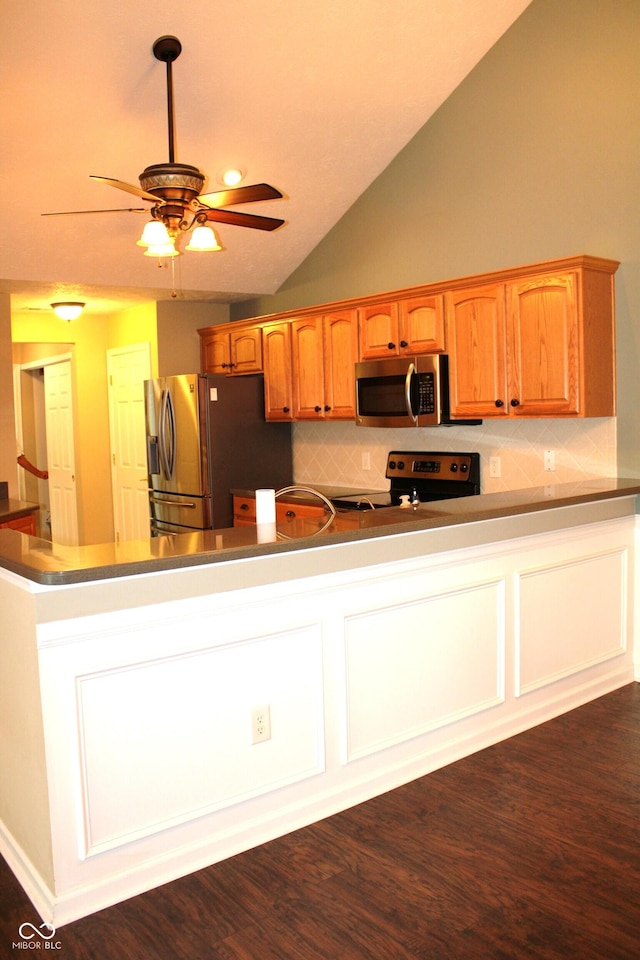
2, 1, 531, 316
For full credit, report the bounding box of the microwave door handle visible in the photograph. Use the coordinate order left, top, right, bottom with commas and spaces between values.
404, 363, 418, 424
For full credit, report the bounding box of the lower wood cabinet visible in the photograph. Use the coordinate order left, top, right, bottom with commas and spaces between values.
233, 495, 326, 526
0, 512, 36, 535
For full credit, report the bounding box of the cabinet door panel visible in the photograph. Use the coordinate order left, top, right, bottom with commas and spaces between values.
508, 273, 579, 415
201, 333, 229, 374
262, 323, 293, 420
358, 302, 399, 359
230, 327, 263, 375
323, 310, 358, 419
292, 317, 325, 419
446, 284, 508, 418
399, 295, 445, 354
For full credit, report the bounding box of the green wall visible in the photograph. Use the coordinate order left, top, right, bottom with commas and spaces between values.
233, 0, 640, 476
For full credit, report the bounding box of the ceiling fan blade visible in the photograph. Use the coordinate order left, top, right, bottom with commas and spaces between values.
42, 207, 147, 216
90, 175, 158, 203
203, 208, 285, 231
198, 183, 283, 209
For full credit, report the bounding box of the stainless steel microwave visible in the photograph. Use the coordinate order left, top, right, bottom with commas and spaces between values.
355, 354, 481, 428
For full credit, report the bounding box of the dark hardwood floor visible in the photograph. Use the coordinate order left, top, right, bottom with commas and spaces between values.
2, 683, 639, 959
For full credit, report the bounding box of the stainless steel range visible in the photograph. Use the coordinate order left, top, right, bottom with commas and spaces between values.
331, 451, 481, 510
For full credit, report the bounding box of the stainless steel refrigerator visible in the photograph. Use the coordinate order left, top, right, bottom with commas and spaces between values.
144, 373, 292, 535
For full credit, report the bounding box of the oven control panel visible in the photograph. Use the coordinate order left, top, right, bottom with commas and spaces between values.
386, 451, 479, 482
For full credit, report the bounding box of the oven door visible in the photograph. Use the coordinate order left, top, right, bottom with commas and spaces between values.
355, 355, 442, 427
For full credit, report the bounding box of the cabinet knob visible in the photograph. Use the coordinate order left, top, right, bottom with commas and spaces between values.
221, 362, 228, 368
314, 405, 322, 413
324, 405, 331, 412
510, 398, 520, 407
240, 503, 249, 511
400, 340, 408, 348
387, 342, 396, 350
283, 406, 290, 413
285, 510, 296, 518
495, 399, 504, 408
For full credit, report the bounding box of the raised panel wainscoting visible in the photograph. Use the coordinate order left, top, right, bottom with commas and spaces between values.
0, 504, 636, 927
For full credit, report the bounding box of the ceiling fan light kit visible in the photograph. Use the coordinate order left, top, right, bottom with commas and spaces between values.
51, 302, 85, 321
137, 220, 171, 247
43, 35, 286, 261
185, 225, 222, 252
144, 242, 179, 258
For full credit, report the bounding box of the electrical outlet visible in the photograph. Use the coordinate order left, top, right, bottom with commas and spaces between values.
489, 456, 501, 479
544, 449, 556, 472
362, 451, 371, 470
251, 705, 271, 744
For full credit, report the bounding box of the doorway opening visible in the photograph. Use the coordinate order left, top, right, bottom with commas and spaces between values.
14, 350, 79, 545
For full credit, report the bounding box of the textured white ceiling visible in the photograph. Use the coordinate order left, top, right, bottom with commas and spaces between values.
2, 0, 531, 315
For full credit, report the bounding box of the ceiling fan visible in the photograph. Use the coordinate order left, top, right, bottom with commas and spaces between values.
43, 36, 285, 256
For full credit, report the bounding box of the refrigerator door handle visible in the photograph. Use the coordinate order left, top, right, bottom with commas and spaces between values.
158, 387, 176, 481
165, 386, 176, 479
158, 389, 168, 479
150, 496, 197, 509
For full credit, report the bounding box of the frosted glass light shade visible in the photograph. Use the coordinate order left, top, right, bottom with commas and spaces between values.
185, 225, 222, 251
143, 241, 179, 258
137, 220, 171, 247
51, 302, 85, 321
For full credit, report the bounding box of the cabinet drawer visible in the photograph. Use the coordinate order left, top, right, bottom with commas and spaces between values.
233, 495, 327, 526
276, 501, 326, 520
233, 497, 257, 524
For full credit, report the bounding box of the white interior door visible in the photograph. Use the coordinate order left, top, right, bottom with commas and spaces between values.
44, 359, 79, 545
107, 343, 152, 542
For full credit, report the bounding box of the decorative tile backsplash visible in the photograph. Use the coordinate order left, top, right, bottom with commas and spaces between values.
293, 418, 616, 493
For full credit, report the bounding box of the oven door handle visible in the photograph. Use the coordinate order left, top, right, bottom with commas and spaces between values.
404, 363, 418, 424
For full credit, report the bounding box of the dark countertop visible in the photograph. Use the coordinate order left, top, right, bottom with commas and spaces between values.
1, 478, 639, 587
0, 499, 40, 523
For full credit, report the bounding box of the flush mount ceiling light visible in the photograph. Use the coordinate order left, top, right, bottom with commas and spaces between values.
51, 302, 85, 321
219, 168, 245, 187
42, 36, 285, 260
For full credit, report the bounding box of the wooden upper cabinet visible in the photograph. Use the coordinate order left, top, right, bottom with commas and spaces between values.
230, 326, 263, 375
199, 324, 262, 375
507, 272, 579, 416
200, 329, 228, 374
323, 310, 358, 419
262, 321, 293, 421
291, 317, 325, 419
446, 262, 616, 419
398, 295, 445, 354
203, 255, 617, 421
358, 295, 445, 359
446, 284, 508, 418
358, 302, 399, 359
291, 310, 358, 420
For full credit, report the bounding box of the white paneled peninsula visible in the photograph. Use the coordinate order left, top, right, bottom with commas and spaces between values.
1, 480, 639, 927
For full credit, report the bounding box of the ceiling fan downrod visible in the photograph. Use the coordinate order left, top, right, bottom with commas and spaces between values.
152, 35, 182, 164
